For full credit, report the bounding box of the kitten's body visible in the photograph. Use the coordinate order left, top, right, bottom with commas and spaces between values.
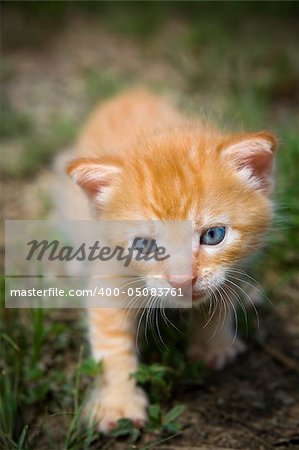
58, 89, 276, 433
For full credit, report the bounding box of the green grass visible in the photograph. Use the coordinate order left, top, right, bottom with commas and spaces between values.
1, 101, 32, 139
84, 69, 128, 108
0, 115, 78, 179
0, 304, 198, 449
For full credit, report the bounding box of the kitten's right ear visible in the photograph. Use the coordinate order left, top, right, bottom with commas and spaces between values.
66, 157, 122, 207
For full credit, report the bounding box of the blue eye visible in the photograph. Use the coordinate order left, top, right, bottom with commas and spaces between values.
132, 237, 158, 254
200, 226, 226, 245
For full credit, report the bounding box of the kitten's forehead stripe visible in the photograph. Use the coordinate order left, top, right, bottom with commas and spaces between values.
68, 89, 275, 291
113, 127, 272, 226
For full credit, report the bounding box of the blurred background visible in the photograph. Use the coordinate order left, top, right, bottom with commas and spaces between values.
1, 2, 299, 449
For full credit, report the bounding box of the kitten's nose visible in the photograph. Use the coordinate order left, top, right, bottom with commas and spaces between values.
167, 275, 195, 288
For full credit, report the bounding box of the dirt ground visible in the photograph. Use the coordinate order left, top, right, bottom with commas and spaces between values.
2, 6, 299, 450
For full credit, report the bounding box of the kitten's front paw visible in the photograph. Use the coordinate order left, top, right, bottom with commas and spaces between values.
85, 386, 148, 434
187, 337, 246, 370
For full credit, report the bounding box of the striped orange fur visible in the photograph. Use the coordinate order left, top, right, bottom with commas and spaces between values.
63, 89, 277, 433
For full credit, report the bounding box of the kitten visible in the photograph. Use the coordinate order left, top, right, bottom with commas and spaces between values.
62, 89, 277, 433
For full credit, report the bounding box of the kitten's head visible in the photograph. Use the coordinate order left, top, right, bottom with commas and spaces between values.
67, 126, 277, 305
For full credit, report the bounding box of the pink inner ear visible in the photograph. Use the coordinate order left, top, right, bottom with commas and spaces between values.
238, 149, 274, 189
246, 150, 273, 181
222, 134, 277, 191
67, 158, 122, 201
79, 175, 110, 197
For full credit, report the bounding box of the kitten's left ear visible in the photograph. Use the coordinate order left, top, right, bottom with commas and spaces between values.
222, 132, 277, 193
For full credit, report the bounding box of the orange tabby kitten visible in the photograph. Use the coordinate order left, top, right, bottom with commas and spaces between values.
61, 89, 276, 433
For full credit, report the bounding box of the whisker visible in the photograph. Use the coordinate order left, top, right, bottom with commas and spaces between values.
226, 267, 271, 304
224, 282, 248, 341
225, 277, 260, 329
154, 297, 169, 351
218, 284, 230, 332
226, 293, 238, 345
202, 289, 218, 330
135, 296, 150, 356
161, 297, 183, 333
144, 295, 156, 344
205, 287, 224, 343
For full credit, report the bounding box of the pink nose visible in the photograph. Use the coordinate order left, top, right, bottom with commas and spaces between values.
167, 275, 195, 288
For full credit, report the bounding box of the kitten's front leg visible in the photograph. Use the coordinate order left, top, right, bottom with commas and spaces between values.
187, 303, 246, 370
85, 308, 148, 434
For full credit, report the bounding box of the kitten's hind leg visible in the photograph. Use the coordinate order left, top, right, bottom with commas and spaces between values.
187, 303, 246, 370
